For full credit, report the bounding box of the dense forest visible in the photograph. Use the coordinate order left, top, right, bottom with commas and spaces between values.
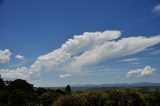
0, 75, 160, 106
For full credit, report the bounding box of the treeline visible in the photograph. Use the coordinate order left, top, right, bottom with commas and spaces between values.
0, 76, 71, 106
0, 76, 160, 106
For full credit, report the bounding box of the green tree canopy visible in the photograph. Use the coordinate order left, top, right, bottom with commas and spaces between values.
0, 75, 5, 89
8, 79, 33, 91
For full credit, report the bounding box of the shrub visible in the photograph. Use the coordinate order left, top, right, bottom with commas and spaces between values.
53, 93, 86, 106
103, 89, 145, 106
56, 89, 65, 95
146, 89, 160, 106
53, 89, 145, 106
8, 89, 39, 106
0, 77, 5, 89
40, 91, 61, 106
0, 90, 9, 104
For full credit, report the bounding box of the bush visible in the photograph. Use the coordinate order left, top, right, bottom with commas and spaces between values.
56, 89, 65, 95
0, 90, 9, 104
8, 89, 39, 106
40, 91, 61, 106
146, 89, 160, 106
53, 93, 86, 106
54, 89, 145, 106
0, 77, 5, 89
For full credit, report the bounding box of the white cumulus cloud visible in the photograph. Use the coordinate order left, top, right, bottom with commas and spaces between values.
31, 30, 160, 72
0, 49, 12, 64
16, 55, 25, 60
0, 67, 32, 79
0, 30, 160, 80
127, 66, 156, 77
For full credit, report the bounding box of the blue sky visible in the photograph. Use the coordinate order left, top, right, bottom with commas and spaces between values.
0, 0, 160, 87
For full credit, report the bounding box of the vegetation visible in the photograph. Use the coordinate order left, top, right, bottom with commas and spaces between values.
0, 75, 5, 89
0, 75, 160, 106
65, 84, 71, 95
54, 89, 145, 106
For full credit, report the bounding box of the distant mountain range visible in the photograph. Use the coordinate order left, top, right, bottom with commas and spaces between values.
72, 82, 160, 88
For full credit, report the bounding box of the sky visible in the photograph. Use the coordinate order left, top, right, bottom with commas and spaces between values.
0, 0, 160, 87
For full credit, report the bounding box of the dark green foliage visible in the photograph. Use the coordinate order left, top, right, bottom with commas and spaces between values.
56, 89, 65, 95
0, 90, 9, 103
146, 89, 160, 106
8, 89, 39, 106
104, 89, 145, 106
0, 76, 5, 89
40, 91, 61, 106
0, 77, 160, 106
8, 89, 27, 105
54, 89, 146, 106
0, 78, 40, 106
53, 94, 86, 106
0, 103, 8, 106
83, 91, 107, 106
7, 79, 38, 106
8, 79, 33, 91
65, 84, 71, 95
36, 87, 47, 95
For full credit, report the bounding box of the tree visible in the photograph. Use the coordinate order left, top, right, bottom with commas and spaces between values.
65, 85, 71, 95
8, 89, 26, 106
36, 87, 47, 95
56, 89, 65, 95
0, 75, 5, 89
8, 79, 33, 91
147, 89, 160, 106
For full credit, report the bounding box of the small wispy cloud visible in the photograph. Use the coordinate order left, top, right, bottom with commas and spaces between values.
153, 4, 160, 15
16, 55, 25, 60
130, 62, 140, 65
120, 58, 139, 62
59, 73, 71, 79
127, 66, 156, 78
